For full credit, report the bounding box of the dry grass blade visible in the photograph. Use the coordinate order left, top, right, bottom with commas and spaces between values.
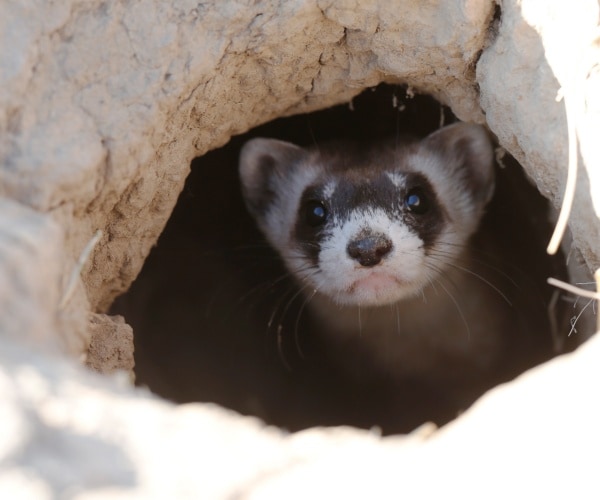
59, 230, 103, 309
547, 272, 600, 333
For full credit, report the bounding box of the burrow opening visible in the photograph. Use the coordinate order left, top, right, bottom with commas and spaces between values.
112, 85, 585, 435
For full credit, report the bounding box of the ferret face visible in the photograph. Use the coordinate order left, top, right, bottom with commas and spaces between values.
239, 123, 495, 307
291, 168, 445, 305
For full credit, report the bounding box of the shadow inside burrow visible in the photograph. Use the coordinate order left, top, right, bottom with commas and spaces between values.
111, 84, 579, 435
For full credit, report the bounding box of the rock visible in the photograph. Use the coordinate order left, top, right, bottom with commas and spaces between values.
0, 0, 598, 497
0, 0, 496, 314
0, 197, 88, 355
0, 327, 598, 498
478, 0, 600, 270
85, 314, 135, 377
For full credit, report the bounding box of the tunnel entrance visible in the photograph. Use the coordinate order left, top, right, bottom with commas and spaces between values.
112, 85, 580, 434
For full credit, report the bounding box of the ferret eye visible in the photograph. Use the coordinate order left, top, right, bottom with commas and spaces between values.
304, 201, 328, 227
405, 188, 429, 215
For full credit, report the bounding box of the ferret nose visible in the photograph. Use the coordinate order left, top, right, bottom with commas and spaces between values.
347, 233, 393, 267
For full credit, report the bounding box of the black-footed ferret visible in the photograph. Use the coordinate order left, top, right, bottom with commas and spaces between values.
239, 123, 538, 405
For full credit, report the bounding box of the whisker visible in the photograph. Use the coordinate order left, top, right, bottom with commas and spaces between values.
436, 279, 472, 341
274, 279, 322, 370
276, 324, 293, 373
424, 250, 513, 307
445, 261, 512, 306
294, 287, 320, 359
279, 282, 315, 328
235, 270, 296, 309
429, 247, 520, 289
267, 286, 298, 330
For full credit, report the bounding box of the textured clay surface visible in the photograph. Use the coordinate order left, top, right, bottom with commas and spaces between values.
0, 0, 598, 497
85, 314, 135, 376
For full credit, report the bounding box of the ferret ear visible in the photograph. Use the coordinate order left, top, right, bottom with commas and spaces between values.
239, 138, 305, 216
423, 122, 495, 205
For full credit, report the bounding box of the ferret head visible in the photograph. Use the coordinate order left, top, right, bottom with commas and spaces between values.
239, 123, 495, 307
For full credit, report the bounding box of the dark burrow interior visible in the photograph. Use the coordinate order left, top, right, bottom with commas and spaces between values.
112, 85, 582, 435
